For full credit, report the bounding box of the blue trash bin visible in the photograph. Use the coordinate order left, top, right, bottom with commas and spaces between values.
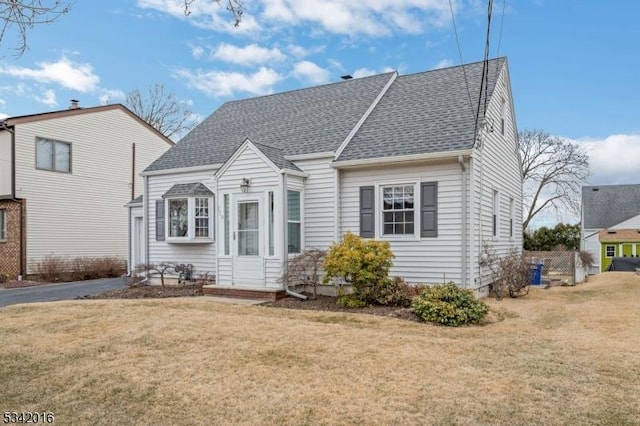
529, 262, 543, 285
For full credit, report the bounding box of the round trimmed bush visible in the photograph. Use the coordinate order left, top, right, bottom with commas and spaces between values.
410, 283, 489, 326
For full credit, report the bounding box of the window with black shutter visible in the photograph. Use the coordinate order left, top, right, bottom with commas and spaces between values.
155, 199, 165, 241
420, 182, 437, 237
359, 186, 374, 238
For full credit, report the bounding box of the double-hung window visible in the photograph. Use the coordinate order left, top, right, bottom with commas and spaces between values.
605, 245, 615, 258
359, 182, 437, 239
382, 185, 415, 235
0, 209, 6, 241
287, 190, 301, 254
36, 137, 71, 172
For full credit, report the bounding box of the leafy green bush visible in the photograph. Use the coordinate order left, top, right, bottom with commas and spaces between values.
323, 232, 395, 305
337, 294, 367, 308
374, 277, 427, 307
410, 283, 489, 326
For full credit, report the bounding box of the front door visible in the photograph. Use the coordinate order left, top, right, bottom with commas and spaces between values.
232, 194, 265, 286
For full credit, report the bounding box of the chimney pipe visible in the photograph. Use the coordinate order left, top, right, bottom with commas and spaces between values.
69, 99, 80, 109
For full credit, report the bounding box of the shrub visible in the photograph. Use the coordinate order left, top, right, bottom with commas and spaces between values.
374, 277, 427, 307
337, 294, 367, 308
279, 249, 327, 298
579, 251, 594, 269
34, 255, 67, 282
490, 250, 531, 299
323, 232, 395, 304
410, 283, 489, 326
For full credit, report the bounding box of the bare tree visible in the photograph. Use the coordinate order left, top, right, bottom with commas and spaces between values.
125, 84, 198, 141
279, 249, 326, 298
1, 0, 71, 56
183, 0, 242, 27
519, 129, 589, 230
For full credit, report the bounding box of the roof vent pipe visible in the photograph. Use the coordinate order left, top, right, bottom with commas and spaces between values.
69, 99, 80, 109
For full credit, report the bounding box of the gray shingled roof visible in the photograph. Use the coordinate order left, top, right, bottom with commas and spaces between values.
145, 73, 395, 172
582, 184, 640, 229
162, 183, 213, 198
144, 58, 507, 172
336, 58, 505, 161
252, 141, 301, 172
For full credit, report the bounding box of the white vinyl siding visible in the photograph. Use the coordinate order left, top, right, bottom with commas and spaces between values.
295, 158, 336, 250
471, 64, 523, 291
147, 170, 217, 277
13, 108, 171, 273
340, 161, 464, 285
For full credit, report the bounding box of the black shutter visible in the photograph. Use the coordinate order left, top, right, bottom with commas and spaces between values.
359, 186, 375, 238
155, 199, 165, 241
421, 182, 437, 237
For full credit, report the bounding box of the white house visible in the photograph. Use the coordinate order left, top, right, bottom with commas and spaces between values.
132, 58, 522, 299
581, 184, 640, 273
0, 102, 174, 278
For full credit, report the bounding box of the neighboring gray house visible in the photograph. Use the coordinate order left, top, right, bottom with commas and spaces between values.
130, 57, 522, 298
581, 184, 640, 273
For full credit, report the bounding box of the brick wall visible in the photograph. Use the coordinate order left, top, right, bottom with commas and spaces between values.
0, 200, 24, 278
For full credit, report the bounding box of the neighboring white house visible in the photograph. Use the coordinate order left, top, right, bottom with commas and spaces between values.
132, 58, 522, 298
581, 184, 640, 274
0, 102, 174, 277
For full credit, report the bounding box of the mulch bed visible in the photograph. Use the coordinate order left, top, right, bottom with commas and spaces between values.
3, 280, 501, 325
80, 284, 204, 299
263, 294, 421, 322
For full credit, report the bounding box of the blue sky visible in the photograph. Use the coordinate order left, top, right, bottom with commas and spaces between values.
1, 0, 639, 226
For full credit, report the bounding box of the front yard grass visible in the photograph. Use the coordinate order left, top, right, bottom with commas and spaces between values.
1, 272, 639, 425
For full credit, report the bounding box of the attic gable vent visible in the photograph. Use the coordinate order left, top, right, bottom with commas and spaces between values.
607, 230, 617, 234
592, 188, 599, 191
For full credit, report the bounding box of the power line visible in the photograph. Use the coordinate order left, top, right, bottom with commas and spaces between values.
448, 0, 474, 117
473, 0, 494, 146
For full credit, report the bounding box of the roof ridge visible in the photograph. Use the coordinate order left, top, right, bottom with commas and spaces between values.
223, 71, 397, 106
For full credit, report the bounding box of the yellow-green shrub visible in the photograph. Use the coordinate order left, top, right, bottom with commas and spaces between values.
323, 232, 395, 304
410, 283, 488, 326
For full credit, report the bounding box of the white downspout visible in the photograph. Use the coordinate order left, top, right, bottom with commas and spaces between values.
469, 154, 476, 289
143, 175, 149, 268
458, 155, 467, 287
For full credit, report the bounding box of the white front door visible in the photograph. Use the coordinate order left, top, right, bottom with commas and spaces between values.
232, 194, 265, 286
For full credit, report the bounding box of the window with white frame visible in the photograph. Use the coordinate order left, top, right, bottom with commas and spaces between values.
268, 191, 275, 256
0, 209, 6, 241
36, 138, 71, 172
493, 190, 500, 237
381, 185, 415, 235
167, 197, 212, 240
605, 245, 615, 257
287, 190, 301, 253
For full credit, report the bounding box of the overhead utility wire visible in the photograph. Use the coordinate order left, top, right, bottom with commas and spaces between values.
448, 0, 475, 117
493, 0, 507, 84
473, 0, 493, 143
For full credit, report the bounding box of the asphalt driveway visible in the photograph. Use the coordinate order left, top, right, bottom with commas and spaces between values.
0, 277, 128, 308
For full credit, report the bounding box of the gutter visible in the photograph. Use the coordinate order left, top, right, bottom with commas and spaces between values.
331, 149, 473, 168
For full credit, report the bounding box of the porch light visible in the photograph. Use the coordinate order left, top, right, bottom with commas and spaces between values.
240, 177, 250, 193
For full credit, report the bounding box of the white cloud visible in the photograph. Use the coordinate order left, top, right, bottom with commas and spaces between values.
352, 68, 376, 78
292, 61, 330, 85
137, 0, 451, 37
212, 43, 286, 66
0, 113, 8, 120
432, 59, 454, 70
0, 57, 99, 92
191, 45, 205, 59
136, 0, 260, 33
98, 89, 126, 105
577, 134, 640, 185
36, 89, 57, 107
288, 44, 309, 58
261, 0, 451, 36
174, 67, 282, 97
